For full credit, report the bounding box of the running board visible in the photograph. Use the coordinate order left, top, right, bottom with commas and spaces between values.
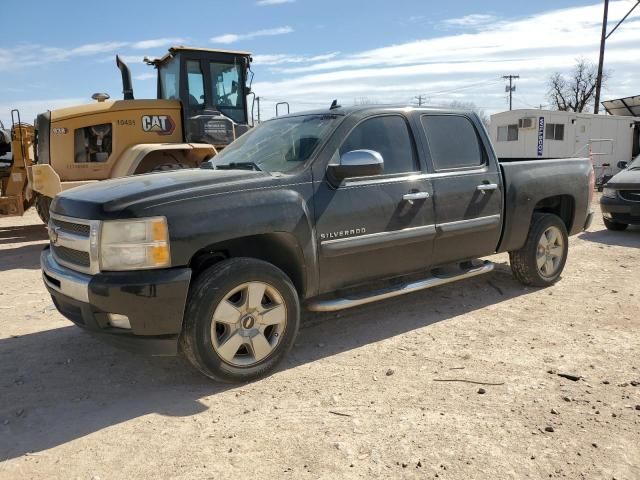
306, 260, 495, 312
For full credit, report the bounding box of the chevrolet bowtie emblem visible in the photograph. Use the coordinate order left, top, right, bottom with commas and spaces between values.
49, 226, 60, 245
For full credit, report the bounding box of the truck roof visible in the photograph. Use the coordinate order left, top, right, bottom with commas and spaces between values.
273, 104, 476, 119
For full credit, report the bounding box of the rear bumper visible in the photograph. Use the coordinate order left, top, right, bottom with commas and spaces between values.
41, 248, 192, 355
600, 196, 640, 225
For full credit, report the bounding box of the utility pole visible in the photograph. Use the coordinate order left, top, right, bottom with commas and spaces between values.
256, 96, 261, 123
414, 95, 427, 106
502, 75, 519, 111
594, 0, 639, 114
593, 0, 609, 115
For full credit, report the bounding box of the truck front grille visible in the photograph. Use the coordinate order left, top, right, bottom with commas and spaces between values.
49, 213, 100, 274
52, 245, 91, 268
619, 190, 640, 202
51, 218, 91, 236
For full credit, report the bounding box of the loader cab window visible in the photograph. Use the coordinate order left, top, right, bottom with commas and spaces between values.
186, 60, 205, 108
209, 62, 246, 124
158, 57, 180, 100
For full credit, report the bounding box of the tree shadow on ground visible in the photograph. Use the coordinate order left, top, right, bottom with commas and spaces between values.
0, 263, 533, 461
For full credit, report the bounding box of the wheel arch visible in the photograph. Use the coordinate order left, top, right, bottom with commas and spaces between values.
189, 232, 308, 298
532, 194, 575, 232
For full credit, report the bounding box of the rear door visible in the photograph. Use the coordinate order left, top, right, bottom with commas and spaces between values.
313, 114, 436, 293
418, 114, 503, 264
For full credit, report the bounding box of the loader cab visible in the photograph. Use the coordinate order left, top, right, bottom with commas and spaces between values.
152, 47, 252, 148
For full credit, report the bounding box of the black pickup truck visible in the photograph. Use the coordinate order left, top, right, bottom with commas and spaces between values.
41, 105, 594, 382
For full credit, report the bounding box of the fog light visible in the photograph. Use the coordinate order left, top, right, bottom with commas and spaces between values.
108, 314, 131, 329
603, 212, 612, 219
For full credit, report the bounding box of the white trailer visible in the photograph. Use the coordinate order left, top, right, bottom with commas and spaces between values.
489, 109, 640, 186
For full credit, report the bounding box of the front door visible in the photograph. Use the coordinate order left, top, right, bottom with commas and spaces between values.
313, 114, 436, 293
419, 114, 503, 264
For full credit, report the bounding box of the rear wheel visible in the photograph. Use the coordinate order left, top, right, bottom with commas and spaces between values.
603, 218, 628, 231
509, 213, 569, 287
180, 258, 300, 382
34, 194, 52, 224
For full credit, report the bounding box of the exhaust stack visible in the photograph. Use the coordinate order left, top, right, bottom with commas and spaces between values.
116, 55, 134, 100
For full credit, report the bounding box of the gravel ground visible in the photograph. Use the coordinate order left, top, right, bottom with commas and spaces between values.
0, 199, 639, 479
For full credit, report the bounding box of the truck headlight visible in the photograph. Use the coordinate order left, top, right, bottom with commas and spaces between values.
602, 188, 618, 199
100, 217, 170, 271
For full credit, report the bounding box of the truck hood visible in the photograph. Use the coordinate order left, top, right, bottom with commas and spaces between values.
51, 168, 273, 219
606, 168, 640, 190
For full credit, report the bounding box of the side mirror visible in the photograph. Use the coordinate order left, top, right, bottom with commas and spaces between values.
617, 160, 628, 169
328, 149, 384, 180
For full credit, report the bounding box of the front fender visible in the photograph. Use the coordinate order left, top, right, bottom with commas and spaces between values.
152, 183, 318, 297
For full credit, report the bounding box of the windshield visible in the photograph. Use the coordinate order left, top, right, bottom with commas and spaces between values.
211, 114, 341, 173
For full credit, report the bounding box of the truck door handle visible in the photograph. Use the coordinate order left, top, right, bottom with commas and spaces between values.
476, 183, 498, 194
403, 192, 430, 204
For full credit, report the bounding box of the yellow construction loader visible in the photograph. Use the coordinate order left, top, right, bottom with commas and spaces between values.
0, 46, 253, 223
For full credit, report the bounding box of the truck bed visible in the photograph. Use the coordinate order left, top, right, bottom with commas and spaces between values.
497, 157, 593, 253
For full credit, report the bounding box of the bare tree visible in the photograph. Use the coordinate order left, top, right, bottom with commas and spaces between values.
445, 101, 490, 127
547, 59, 608, 113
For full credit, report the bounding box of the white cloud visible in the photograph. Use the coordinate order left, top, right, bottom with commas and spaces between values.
0, 38, 188, 72
131, 38, 187, 49
0, 98, 86, 126
257, 0, 295, 5
134, 72, 156, 81
250, 1, 640, 117
252, 51, 340, 65
443, 14, 497, 27
211, 26, 293, 44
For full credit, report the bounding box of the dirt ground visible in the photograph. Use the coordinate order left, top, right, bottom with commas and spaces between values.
0, 199, 639, 480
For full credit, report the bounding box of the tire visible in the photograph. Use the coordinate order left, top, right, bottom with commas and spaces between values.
509, 213, 569, 287
603, 218, 628, 231
35, 194, 52, 224
180, 257, 300, 383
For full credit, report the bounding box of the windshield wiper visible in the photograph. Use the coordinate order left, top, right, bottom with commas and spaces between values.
215, 162, 262, 172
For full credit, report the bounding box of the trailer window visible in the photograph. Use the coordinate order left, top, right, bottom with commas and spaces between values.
545, 123, 565, 141
497, 124, 518, 142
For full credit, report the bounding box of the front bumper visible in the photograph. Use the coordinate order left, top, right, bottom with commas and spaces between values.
600, 195, 640, 225
41, 248, 192, 355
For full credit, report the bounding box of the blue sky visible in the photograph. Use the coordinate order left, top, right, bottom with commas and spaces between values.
2, 0, 639, 125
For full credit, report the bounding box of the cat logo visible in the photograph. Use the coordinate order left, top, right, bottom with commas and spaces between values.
141, 115, 175, 136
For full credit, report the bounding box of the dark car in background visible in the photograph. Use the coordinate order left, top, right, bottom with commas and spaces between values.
601, 155, 640, 230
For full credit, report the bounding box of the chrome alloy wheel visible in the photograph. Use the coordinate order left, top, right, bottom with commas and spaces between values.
211, 282, 287, 367
536, 226, 564, 277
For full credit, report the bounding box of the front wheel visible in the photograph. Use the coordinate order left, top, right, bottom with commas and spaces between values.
180, 258, 300, 383
509, 213, 569, 287
603, 218, 628, 231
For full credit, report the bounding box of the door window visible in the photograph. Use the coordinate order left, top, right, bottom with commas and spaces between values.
339, 116, 417, 175
421, 115, 484, 170
186, 60, 205, 107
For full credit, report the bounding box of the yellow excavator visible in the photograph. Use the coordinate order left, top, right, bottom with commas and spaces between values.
0, 46, 253, 223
